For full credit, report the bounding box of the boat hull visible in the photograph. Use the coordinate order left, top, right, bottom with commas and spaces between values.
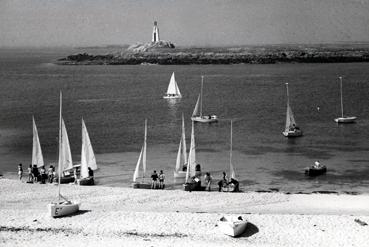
163, 95, 181, 99
191, 115, 218, 123
218, 217, 248, 237
78, 177, 94, 186
56, 176, 75, 184
48, 202, 80, 218
174, 170, 186, 178
183, 182, 205, 191
282, 129, 303, 137
334, 116, 357, 123
305, 166, 327, 176
132, 182, 160, 189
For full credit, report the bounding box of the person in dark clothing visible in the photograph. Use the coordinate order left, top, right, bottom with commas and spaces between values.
218, 171, 228, 192
229, 178, 239, 192
88, 167, 94, 177
151, 170, 158, 189
32, 165, 39, 182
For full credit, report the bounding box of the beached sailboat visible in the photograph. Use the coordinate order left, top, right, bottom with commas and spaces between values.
183, 120, 203, 191
132, 119, 154, 189
218, 216, 248, 237
78, 119, 97, 186
334, 76, 357, 123
174, 114, 188, 178
48, 92, 79, 217
191, 76, 218, 123
163, 72, 182, 99
32, 116, 44, 168
282, 83, 303, 137
221, 120, 240, 192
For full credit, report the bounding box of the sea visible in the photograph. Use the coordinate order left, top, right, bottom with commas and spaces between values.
1, 47, 369, 193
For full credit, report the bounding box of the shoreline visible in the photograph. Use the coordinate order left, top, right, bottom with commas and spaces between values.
1, 178, 368, 246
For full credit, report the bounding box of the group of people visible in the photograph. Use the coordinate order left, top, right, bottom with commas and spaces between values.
186, 171, 240, 192
18, 163, 56, 184
151, 170, 165, 189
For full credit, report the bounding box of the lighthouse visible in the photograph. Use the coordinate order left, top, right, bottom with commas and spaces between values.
152, 21, 160, 43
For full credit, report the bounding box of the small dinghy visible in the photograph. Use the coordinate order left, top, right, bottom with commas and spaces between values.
305, 161, 327, 176
218, 216, 248, 237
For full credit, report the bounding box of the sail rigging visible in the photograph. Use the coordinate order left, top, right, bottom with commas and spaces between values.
133, 119, 148, 182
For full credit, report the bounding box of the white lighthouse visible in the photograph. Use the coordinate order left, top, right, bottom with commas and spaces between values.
152, 21, 160, 43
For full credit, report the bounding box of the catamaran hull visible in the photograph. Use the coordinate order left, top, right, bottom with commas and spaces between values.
78, 177, 94, 186
282, 130, 303, 137
191, 116, 218, 123
218, 217, 248, 237
174, 170, 186, 178
48, 202, 80, 218
334, 117, 357, 123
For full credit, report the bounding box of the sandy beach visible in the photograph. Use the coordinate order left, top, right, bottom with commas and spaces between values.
1, 178, 368, 246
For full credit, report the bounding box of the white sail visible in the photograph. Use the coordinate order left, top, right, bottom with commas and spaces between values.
143, 119, 147, 178
229, 120, 236, 180
59, 118, 73, 171
192, 95, 201, 117
166, 72, 182, 97
175, 139, 182, 172
80, 119, 97, 179
284, 83, 298, 131
181, 114, 187, 165
133, 146, 143, 182
186, 121, 196, 182
32, 116, 44, 168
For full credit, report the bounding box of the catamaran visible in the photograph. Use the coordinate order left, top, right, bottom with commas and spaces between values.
32, 116, 44, 168
191, 76, 218, 123
78, 118, 97, 186
334, 76, 357, 123
48, 92, 79, 217
132, 119, 154, 189
163, 72, 182, 99
183, 120, 203, 191
174, 114, 188, 179
282, 83, 303, 137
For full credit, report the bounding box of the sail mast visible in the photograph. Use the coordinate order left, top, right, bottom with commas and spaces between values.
200, 76, 204, 117
181, 113, 187, 165
339, 76, 344, 118
58, 91, 62, 202
230, 120, 233, 178
142, 119, 147, 180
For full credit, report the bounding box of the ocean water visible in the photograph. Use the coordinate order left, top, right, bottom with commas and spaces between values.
1, 48, 369, 193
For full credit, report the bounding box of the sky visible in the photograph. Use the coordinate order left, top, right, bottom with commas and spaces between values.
0, 0, 369, 47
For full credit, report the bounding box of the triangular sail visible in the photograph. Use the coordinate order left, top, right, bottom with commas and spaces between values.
186, 121, 196, 183
166, 72, 181, 97
175, 139, 182, 172
133, 146, 143, 182
229, 120, 236, 180
284, 83, 299, 131
143, 119, 147, 178
181, 113, 187, 165
80, 119, 97, 179
192, 95, 201, 117
59, 118, 73, 171
32, 116, 44, 168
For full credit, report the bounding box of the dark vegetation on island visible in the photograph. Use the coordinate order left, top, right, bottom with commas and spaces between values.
56, 43, 369, 65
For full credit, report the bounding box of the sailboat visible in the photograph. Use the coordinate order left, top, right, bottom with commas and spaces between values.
78, 119, 97, 186
174, 114, 188, 178
132, 119, 154, 189
191, 76, 218, 123
282, 83, 303, 137
163, 72, 182, 99
334, 76, 357, 123
183, 120, 203, 191
32, 116, 44, 168
57, 116, 75, 184
48, 92, 79, 217
221, 120, 240, 192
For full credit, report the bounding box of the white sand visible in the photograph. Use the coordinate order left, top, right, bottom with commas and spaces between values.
1, 178, 369, 246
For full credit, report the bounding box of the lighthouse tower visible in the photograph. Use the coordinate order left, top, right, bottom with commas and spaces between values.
152, 21, 160, 43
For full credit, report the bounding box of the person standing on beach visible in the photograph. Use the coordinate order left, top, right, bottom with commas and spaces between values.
40, 166, 46, 184
204, 172, 212, 191
159, 170, 165, 189
27, 164, 33, 182
17, 164, 23, 181
218, 171, 228, 192
48, 165, 54, 183
151, 170, 158, 189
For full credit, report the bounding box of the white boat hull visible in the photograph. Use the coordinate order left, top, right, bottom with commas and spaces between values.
334, 116, 357, 123
218, 216, 248, 237
191, 115, 218, 123
282, 129, 303, 137
174, 170, 186, 178
163, 95, 181, 99
48, 201, 80, 218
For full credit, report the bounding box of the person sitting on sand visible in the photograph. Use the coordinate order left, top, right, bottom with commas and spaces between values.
204, 172, 212, 191
229, 177, 239, 192
218, 171, 228, 192
151, 170, 158, 189
27, 164, 33, 182
18, 164, 23, 181
159, 170, 165, 189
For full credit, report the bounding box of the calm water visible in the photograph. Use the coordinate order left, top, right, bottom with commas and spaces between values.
1, 48, 369, 193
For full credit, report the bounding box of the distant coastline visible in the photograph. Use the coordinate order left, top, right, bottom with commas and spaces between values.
56, 44, 369, 65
